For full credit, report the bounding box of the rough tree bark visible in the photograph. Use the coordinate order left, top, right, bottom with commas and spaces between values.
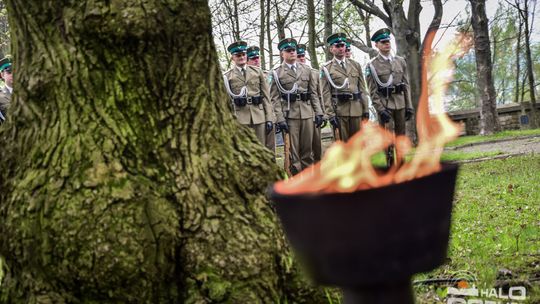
307, 0, 319, 68
520, 0, 538, 127
324, 0, 333, 61
0, 1, 325, 303
260, 0, 266, 69
470, 0, 501, 134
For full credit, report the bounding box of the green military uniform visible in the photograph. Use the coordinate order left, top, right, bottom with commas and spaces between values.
246, 45, 280, 154
321, 33, 369, 142
270, 38, 323, 174
224, 41, 275, 145
0, 57, 12, 124
366, 29, 413, 137
297, 44, 325, 162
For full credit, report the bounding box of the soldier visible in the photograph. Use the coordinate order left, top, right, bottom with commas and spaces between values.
270, 38, 323, 174
246, 45, 282, 155
223, 41, 275, 146
320, 33, 370, 142
345, 38, 352, 59
366, 28, 414, 166
0, 56, 12, 124
297, 43, 326, 162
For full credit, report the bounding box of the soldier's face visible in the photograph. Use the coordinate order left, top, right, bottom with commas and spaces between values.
376, 40, 392, 53
1, 70, 12, 87
297, 54, 306, 64
247, 57, 260, 67
281, 48, 297, 63
331, 43, 346, 58
345, 48, 352, 58
231, 52, 247, 66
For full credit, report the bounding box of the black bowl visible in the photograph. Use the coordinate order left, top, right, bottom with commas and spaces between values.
270, 163, 459, 289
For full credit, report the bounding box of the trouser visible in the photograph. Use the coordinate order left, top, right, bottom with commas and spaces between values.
312, 125, 322, 162
379, 108, 406, 166
287, 118, 314, 175
265, 125, 276, 156
247, 123, 266, 146
379, 108, 406, 136
337, 116, 362, 142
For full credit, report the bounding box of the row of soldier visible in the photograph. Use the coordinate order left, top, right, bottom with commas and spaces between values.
223, 28, 415, 174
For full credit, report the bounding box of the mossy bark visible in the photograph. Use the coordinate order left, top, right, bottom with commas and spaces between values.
0, 1, 327, 303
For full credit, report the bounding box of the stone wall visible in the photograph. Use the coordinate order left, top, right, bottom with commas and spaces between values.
448, 102, 540, 135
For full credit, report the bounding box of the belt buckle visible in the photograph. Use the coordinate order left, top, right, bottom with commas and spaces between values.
246, 97, 252, 105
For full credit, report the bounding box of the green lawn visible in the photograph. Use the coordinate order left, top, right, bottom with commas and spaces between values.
446, 128, 540, 148
415, 155, 540, 303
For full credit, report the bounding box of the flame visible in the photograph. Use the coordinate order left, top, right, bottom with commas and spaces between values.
274, 31, 470, 195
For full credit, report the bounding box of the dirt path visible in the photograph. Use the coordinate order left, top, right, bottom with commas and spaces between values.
447, 135, 540, 155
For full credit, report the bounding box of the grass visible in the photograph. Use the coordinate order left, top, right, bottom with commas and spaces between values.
414, 155, 540, 303
446, 128, 540, 148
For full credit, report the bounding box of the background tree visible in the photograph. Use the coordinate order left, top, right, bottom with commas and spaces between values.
470, 0, 501, 134
0, 0, 327, 302
0, 0, 9, 58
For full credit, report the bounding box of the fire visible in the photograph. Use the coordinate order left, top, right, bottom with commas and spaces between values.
274, 31, 470, 195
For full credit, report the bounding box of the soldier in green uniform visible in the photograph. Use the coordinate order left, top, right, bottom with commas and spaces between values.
320, 33, 370, 142
270, 38, 323, 174
366, 28, 414, 165
0, 56, 13, 124
296, 43, 326, 162
345, 38, 352, 59
223, 41, 275, 146
246, 45, 281, 155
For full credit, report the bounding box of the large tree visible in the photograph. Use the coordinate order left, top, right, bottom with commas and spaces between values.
470, 0, 500, 134
0, 1, 326, 302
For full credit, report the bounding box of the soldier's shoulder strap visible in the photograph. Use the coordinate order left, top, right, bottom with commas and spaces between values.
223, 68, 234, 77
322, 60, 333, 67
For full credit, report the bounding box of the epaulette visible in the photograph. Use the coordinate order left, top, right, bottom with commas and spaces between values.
322, 60, 332, 67
247, 65, 260, 72
223, 68, 234, 76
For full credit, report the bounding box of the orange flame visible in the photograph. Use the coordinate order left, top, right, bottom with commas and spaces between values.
275, 31, 470, 195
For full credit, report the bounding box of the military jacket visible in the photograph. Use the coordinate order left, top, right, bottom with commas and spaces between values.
311, 68, 325, 114
366, 54, 413, 112
224, 65, 274, 125
320, 58, 369, 117
269, 62, 323, 121
263, 69, 284, 123
0, 87, 11, 121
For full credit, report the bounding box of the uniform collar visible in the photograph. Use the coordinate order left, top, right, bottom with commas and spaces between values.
4, 85, 12, 94
379, 53, 393, 61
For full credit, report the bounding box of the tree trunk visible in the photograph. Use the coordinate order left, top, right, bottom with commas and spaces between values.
514, 13, 522, 105
0, 1, 325, 302
260, 0, 266, 70
521, 0, 538, 127
470, 0, 500, 134
307, 0, 319, 68
266, 0, 274, 68
324, 0, 333, 61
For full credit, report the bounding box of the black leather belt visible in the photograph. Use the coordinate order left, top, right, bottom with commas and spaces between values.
233, 96, 262, 107
281, 92, 311, 102
377, 83, 405, 98
332, 93, 362, 102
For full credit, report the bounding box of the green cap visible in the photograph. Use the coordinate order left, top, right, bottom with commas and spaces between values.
278, 38, 298, 51
345, 38, 352, 51
296, 44, 306, 55
246, 46, 260, 58
326, 33, 347, 46
227, 41, 248, 54
371, 28, 392, 42
0, 56, 12, 72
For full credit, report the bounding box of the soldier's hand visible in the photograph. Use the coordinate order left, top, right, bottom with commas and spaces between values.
320, 119, 328, 129
405, 108, 414, 121
362, 112, 370, 121
276, 121, 289, 133
314, 115, 324, 128
329, 116, 339, 129
379, 110, 391, 124
265, 121, 273, 134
